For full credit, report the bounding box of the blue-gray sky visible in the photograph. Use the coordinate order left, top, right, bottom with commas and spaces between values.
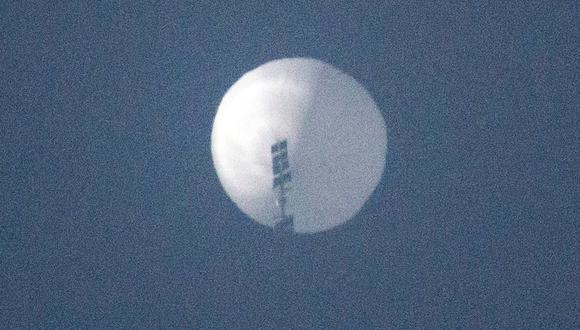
1, 1, 578, 328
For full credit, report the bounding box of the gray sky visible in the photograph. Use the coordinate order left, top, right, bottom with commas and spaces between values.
1, 1, 578, 328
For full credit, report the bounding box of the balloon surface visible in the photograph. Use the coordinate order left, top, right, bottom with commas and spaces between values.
211, 58, 387, 234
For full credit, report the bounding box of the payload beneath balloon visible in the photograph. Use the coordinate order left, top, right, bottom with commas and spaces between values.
211, 58, 387, 234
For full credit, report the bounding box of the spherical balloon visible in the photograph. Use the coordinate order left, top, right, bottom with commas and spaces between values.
211, 58, 387, 234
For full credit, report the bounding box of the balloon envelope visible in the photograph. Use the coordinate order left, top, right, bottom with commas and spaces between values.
211, 58, 387, 234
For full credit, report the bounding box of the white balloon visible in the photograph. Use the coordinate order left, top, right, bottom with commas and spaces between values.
211, 58, 387, 234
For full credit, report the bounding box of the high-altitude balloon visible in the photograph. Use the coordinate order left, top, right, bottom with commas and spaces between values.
211, 58, 387, 234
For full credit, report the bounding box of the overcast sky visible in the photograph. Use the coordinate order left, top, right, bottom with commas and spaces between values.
1, 1, 578, 328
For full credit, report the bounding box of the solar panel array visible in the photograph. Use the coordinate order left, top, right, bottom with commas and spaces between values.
271, 140, 291, 188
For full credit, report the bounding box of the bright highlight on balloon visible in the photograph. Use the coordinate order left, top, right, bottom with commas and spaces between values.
211, 58, 387, 234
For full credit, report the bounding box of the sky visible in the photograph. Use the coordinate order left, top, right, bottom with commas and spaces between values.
1, 1, 578, 328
